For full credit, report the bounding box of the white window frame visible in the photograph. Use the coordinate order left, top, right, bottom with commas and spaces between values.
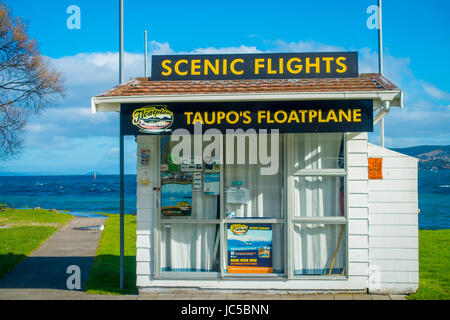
286, 133, 348, 279
153, 133, 348, 280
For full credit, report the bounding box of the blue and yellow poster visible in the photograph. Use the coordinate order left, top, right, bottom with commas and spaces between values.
161, 173, 192, 216
227, 223, 273, 273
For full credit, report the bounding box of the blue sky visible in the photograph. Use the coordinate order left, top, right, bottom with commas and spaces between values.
1, 0, 449, 175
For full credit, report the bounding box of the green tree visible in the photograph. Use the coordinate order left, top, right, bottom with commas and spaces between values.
0, 1, 64, 160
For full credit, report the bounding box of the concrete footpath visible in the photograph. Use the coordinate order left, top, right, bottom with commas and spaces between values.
0, 288, 406, 300
0, 216, 406, 300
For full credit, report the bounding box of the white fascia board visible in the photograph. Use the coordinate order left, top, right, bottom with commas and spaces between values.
91, 90, 402, 113
96, 102, 121, 113
90, 97, 97, 114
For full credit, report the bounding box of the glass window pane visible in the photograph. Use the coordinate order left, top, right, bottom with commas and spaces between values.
223, 131, 283, 219
161, 224, 220, 272
294, 176, 345, 217
224, 164, 283, 219
293, 224, 346, 276
293, 133, 344, 170
225, 223, 284, 274
160, 136, 220, 220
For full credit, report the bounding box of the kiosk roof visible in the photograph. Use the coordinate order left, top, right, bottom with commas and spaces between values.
96, 73, 399, 98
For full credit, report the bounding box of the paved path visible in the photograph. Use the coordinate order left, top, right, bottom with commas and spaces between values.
0, 217, 106, 291
0, 288, 405, 300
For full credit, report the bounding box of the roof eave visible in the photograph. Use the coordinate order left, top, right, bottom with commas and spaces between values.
91, 89, 403, 113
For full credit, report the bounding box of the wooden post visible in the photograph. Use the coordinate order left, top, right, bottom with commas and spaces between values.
329, 225, 345, 275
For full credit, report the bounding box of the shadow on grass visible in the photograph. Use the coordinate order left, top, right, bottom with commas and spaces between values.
85, 255, 137, 295
0, 253, 27, 282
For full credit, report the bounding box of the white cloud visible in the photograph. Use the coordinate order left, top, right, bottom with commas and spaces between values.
51, 52, 145, 85
149, 41, 175, 55
270, 39, 345, 53
149, 41, 262, 55
188, 45, 261, 54
29, 135, 79, 151
420, 81, 450, 101
106, 147, 119, 157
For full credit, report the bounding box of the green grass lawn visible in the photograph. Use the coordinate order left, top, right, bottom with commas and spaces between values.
85, 213, 137, 295
407, 229, 450, 300
0, 207, 73, 227
0, 208, 73, 280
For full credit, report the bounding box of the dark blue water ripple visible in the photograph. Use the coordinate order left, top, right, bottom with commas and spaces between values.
0, 175, 137, 215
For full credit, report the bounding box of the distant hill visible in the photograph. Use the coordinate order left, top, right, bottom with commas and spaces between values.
393, 145, 450, 157
393, 145, 450, 171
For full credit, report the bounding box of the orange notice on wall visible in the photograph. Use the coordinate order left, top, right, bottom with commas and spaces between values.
368, 157, 383, 179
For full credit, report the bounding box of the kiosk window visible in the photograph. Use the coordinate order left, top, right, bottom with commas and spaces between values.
292, 224, 346, 275
160, 136, 220, 221
159, 136, 220, 274
289, 133, 347, 277
293, 133, 344, 170
156, 132, 347, 278
161, 224, 220, 273
294, 176, 345, 218
222, 131, 285, 275
224, 164, 283, 219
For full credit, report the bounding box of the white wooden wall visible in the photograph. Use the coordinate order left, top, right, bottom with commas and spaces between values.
346, 132, 370, 290
136, 135, 157, 287
367, 143, 419, 294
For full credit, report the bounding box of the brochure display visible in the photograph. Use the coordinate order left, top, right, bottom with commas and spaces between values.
227, 223, 273, 273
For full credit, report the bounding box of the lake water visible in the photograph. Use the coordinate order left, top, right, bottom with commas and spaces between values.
0, 175, 137, 218
0, 171, 449, 229
417, 170, 450, 230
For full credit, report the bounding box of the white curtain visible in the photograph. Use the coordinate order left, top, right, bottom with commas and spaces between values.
224, 164, 282, 218
161, 191, 219, 272
293, 224, 345, 275
292, 133, 345, 275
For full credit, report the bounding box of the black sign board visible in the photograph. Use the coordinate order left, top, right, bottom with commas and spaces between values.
120, 100, 373, 135
151, 52, 358, 81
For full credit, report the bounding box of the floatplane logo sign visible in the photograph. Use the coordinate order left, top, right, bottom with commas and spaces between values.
122, 100, 373, 135
131, 106, 174, 133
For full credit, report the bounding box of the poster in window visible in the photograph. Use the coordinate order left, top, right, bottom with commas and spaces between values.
161, 173, 193, 216
226, 186, 250, 204
204, 173, 220, 195
140, 148, 150, 166
227, 224, 273, 273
